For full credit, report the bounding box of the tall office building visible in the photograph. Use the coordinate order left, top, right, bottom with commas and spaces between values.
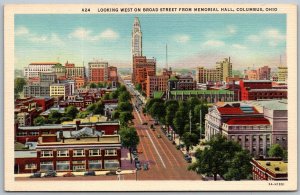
132, 17, 142, 57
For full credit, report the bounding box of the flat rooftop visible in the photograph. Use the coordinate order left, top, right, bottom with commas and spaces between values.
256, 160, 287, 174
62, 115, 107, 124
170, 90, 234, 95
38, 135, 121, 146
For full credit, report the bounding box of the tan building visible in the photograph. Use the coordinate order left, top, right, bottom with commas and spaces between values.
277, 66, 288, 83
65, 62, 86, 79
251, 157, 287, 180
196, 57, 232, 83
244, 69, 258, 80
50, 83, 70, 100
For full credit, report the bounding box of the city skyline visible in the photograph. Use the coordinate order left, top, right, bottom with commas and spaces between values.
15, 14, 286, 71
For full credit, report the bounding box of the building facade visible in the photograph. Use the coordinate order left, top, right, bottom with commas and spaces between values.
132, 56, 156, 90
277, 66, 288, 83
146, 75, 169, 98
132, 17, 142, 57
65, 62, 86, 79
24, 62, 58, 78
50, 83, 71, 100
88, 61, 108, 83
251, 157, 287, 180
239, 80, 287, 101
196, 57, 232, 83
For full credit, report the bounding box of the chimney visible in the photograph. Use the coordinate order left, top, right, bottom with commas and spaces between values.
76, 120, 81, 131
62, 137, 65, 143
97, 135, 100, 142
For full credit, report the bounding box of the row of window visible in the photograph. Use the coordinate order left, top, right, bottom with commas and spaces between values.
17, 132, 39, 136
41, 149, 117, 157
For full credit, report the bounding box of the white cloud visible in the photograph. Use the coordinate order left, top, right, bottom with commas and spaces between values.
174, 34, 190, 43
99, 29, 119, 40
227, 25, 237, 34
69, 27, 119, 41
203, 40, 225, 47
232, 44, 246, 49
15, 26, 29, 36
247, 28, 285, 46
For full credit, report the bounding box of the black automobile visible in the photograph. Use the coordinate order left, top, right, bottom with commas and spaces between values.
43, 170, 57, 177
29, 172, 41, 178
105, 170, 117, 176
84, 170, 96, 176
184, 154, 192, 163
136, 162, 142, 170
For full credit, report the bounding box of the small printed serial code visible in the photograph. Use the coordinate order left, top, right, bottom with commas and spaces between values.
268, 182, 285, 186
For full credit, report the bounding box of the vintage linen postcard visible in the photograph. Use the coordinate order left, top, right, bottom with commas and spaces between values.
4, 4, 297, 191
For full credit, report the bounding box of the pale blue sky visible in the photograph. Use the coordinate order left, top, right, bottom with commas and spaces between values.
15, 14, 286, 70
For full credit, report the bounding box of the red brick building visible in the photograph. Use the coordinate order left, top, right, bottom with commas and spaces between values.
251, 156, 287, 180
239, 80, 287, 101
108, 66, 118, 83
146, 75, 169, 98
15, 134, 122, 173
34, 97, 55, 112
132, 56, 156, 91
88, 61, 108, 83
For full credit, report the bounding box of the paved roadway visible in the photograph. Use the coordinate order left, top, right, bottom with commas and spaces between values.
127, 81, 202, 180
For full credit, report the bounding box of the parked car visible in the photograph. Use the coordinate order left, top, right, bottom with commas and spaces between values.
84, 170, 96, 176
43, 170, 57, 177
105, 170, 117, 176
142, 122, 148, 125
184, 154, 192, 163
63, 172, 75, 177
29, 172, 41, 178
136, 163, 142, 170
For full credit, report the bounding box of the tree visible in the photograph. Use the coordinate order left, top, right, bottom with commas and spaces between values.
112, 110, 120, 120
93, 101, 104, 114
48, 110, 62, 124
145, 98, 164, 113
118, 102, 133, 113
65, 105, 79, 119
135, 83, 142, 92
268, 144, 285, 159
33, 116, 46, 126
97, 82, 104, 88
149, 102, 165, 123
182, 132, 199, 153
89, 83, 97, 88
223, 150, 252, 181
119, 112, 133, 127
103, 93, 110, 100
109, 91, 119, 99
14, 78, 27, 94
118, 91, 131, 102
77, 111, 90, 118
86, 103, 96, 113
165, 103, 179, 133
188, 134, 251, 181
118, 85, 127, 92
60, 116, 73, 122
119, 127, 140, 163
173, 110, 186, 140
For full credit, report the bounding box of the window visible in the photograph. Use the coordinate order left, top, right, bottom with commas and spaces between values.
89, 149, 101, 156
73, 149, 84, 157
40, 161, 53, 171
16, 132, 27, 136
29, 131, 39, 136
41, 150, 53, 157
57, 150, 69, 157
56, 161, 70, 171
104, 160, 119, 170
105, 149, 117, 156
25, 163, 37, 169
89, 160, 102, 170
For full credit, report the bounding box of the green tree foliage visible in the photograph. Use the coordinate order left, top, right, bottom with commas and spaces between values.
165, 103, 179, 129
118, 85, 127, 92
182, 132, 199, 153
119, 112, 133, 127
145, 98, 164, 113
89, 83, 97, 88
119, 127, 140, 163
188, 134, 252, 181
14, 78, 27, 94
97, 82, 104, 88
86, 103, 96, 113
268, 144, 286, 159
149, 102, 165, 122
118, 102, 133, 112
93, 101, 104, 114
60, 116, 73, 122
33, 116, 47, 126
77, 111, 90, 119
112, 110, 120, 120
109, 90, 119, 99
223, 150, 252, 181
118, 91, 131, 102
48, 110, 62, 124
135, 83, 142, 92
173, 110, 186, 138
65, 105, 79, 119
103, 93, 110, 100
